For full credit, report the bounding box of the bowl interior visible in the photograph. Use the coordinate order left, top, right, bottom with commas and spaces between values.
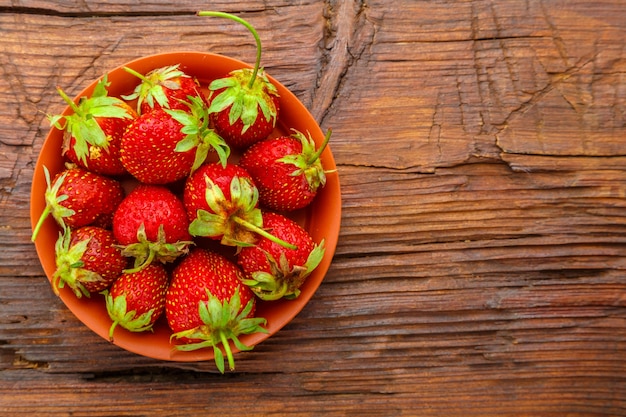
30, 52, 341, 362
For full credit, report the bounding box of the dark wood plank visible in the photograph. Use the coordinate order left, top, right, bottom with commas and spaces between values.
1, 0, 625, 415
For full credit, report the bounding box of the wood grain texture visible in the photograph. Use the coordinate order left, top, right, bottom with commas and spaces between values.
1, 0, 625, 415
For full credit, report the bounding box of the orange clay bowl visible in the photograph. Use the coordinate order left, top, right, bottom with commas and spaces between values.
30, 52, 341, 362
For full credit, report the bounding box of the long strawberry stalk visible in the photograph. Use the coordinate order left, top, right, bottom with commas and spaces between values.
232, 217, 297, 250
197, 11, 263, 89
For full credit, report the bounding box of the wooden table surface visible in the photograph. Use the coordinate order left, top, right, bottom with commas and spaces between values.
1, 1, 625, 415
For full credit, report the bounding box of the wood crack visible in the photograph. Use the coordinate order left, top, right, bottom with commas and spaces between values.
0, 6, 196, 18
494, 53, 602, 156
310, 0, 376, 124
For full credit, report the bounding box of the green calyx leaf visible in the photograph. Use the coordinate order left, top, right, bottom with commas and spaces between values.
278, 129, 332, 193
189, 175, 296, 249
207, 68, 279, 133
31, 166, 74, 242
244, 240, 326, 301
49, 75, 134, 166
167, 95, 231, 172
188, 175, 262, 247
122, 64, 189, 113
188, 175, 296, 249
119, 224, 193, 273
170, 287, 267, 373
104, 291, 156, 341
52, 226, 102, 298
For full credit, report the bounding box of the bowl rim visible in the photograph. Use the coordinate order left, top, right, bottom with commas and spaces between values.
30, 51, 341, 362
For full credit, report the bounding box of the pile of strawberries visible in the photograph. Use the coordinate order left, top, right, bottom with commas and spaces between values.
31, 12, 332, 374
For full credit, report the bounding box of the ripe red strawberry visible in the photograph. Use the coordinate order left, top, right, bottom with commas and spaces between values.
239, 129, 331, 211
209, 87, 279, 149
184, 162, 295, 249
31, 166, 124, 241
49, 75, 136, 176
119, 108, 191, 184
103, 263, 169, 341
120, 97, 229, 184
199, 11, 280, 149
183, 162, 255, 224
112, 185, 193, 272
52, 226, 127, 298
122, 64, 206, 114
238, 212, 325, 300
166, 248, 267, 373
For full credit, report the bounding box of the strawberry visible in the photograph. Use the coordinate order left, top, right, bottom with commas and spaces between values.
119, 96, 229, 184
52, 226, 127, 298
199, 11, 280, 149
238, 212, 325, 300
31, 166, 124, 241
184, 162, 295, 249
122, 64, 205, 114
239, 129, 331, 211
209, 87, 279, 149
112, 185, 193, 272
184, 162, 260, 247
166, 248, 267, 373
49, 75, 136, 176
119, 108, 191, 184
103, 263, 169, 341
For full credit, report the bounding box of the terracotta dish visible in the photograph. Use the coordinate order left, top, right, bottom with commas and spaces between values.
30, 52, 341, 362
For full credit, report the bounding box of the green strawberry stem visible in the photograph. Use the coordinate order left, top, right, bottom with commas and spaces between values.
197, 11, 262, 89
219, 331, 235, 372
31, 204, 52, 242
232, 216, 297, 250
122, 249, 156, 274
56, 86, 82, 115
308, 128, 333, 165
108, 320, 119, 340
122, 66, 152, 84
